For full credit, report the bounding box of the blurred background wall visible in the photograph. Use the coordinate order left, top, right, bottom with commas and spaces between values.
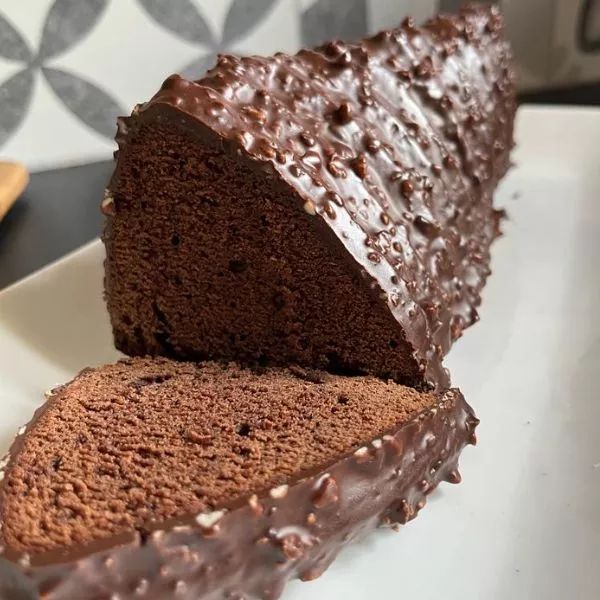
1, 0, 599, 170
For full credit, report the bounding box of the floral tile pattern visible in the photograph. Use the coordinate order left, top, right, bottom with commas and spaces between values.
0, 0, 125, 146
301, 0, 367, 47
139, 0, 278, 79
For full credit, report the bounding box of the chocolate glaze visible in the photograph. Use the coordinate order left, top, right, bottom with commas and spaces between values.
110, 4, 515, 388
0, 389, 477, 599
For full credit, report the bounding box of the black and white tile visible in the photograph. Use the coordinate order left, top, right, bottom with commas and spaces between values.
0, 0, 598, 169
0, 0, 301, 168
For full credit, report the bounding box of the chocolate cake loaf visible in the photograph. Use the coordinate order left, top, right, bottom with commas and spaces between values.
0, 358, 477, 599
103, 5, 516, 389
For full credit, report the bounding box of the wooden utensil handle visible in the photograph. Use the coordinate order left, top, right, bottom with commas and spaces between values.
0, 162, 29, 222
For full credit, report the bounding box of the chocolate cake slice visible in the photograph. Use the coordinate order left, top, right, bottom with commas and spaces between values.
103, 5, 516, 389
0, 358, 477, 599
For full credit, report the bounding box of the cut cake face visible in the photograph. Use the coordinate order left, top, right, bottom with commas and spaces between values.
104, 5, 515, 389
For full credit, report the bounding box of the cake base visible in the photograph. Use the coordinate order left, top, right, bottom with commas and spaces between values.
0, 359, 477, 599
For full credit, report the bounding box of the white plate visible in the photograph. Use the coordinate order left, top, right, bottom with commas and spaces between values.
1, 106, 599, 600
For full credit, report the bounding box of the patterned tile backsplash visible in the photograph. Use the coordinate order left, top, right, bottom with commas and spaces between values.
0, 0, 598, 169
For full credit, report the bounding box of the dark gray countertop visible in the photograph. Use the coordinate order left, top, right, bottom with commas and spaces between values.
1, 91, 598, 290
0, 161, 113, 289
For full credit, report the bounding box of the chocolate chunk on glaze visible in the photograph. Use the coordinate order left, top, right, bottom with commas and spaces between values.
103, 5, 516, 389
0, 358, 477, 599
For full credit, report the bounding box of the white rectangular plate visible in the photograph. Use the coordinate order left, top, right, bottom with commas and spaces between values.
1, 106, 599, 600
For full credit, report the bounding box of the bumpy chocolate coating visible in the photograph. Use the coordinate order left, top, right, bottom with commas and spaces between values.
112, 4, 515, 387
0, 390, 477, 600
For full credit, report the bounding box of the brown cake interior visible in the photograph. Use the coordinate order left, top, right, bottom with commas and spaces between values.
105, 118, 421, 385
1, 359, 437, 555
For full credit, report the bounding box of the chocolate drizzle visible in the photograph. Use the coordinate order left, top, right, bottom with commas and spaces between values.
0, 390, 477, 599
113, 4, 515, 388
